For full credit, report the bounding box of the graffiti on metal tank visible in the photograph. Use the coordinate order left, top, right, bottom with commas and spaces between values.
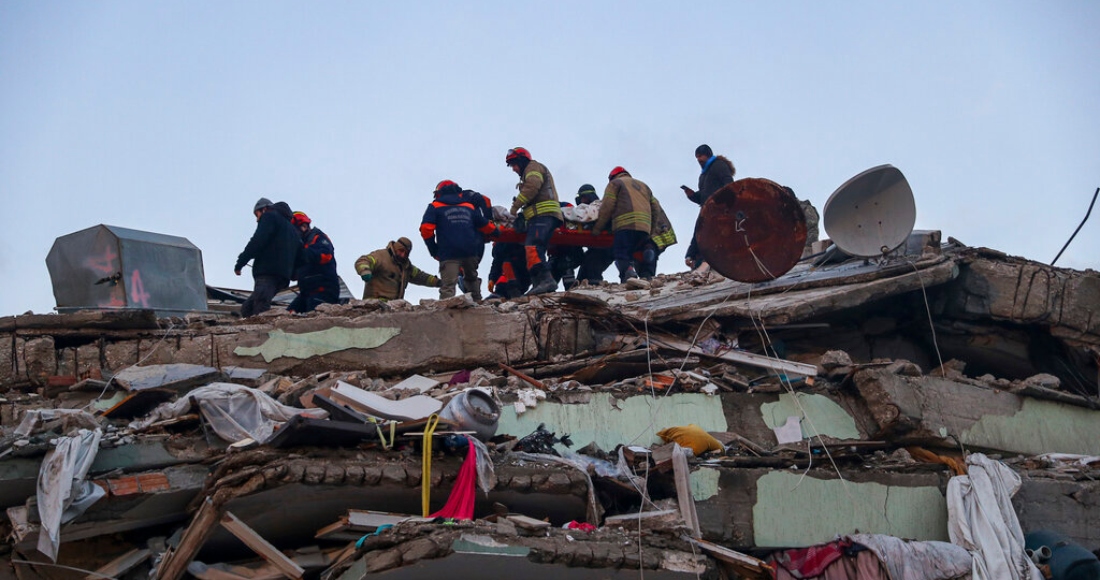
129, 269, 151, 307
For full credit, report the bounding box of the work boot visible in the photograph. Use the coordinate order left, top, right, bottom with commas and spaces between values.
619, 266, 639, 283
526, 269, 558, 295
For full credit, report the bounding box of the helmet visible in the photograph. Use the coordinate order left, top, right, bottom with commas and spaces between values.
434, 179, 461, 197
291, 211, 311, 227
608, 166, 629, 181
575, 184, 598, 205
505, 147, 531, 165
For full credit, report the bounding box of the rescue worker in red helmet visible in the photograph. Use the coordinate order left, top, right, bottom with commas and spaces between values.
287, 211, 340, 313
420, 180, 500, 301
506, 147, 563, 295
593, 167, 654, 283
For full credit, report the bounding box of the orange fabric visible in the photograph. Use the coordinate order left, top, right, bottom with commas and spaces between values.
432, 200, 476, 211
501, 262, 515, 282
656, 424, 724, 456
907, 446, 967, 476
525, 245, 542, 269
419, 223, 436, 239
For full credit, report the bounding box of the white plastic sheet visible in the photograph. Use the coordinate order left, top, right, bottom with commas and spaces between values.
946, 453, 1042, 580
37, 428, 105, 561
850, 533, 972, 580
129, 383, 327, 444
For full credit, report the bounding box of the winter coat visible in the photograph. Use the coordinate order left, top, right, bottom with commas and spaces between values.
649, 197, 678, 251
689, 155, 736, 206
509, 159, 563, 221
420, 191, 497, 261
295, 227, 339, 297
354, 241, 439, 300
234, 206, 301, 280
595, 175, 653, 235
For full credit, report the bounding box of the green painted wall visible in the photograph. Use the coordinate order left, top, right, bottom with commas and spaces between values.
691, 467, 720, 501
759, 393, 861, 441
752, 471, 948, 547
234, 326, 401, 361
497, 393, 727, 452
961, 397, 1100, 456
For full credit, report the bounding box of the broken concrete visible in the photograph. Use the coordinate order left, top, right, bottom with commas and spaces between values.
3, 241, 1099, 579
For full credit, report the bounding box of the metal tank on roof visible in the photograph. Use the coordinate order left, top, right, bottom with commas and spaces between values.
46, 224, 207, 314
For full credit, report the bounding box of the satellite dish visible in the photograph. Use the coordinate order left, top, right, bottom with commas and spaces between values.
697, 178, 807, 283
823, 164, 916, 257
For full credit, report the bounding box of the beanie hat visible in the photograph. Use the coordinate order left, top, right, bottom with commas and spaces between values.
695, 144, 713, 158
253, 197, 274, 212
397, 237, 413, 252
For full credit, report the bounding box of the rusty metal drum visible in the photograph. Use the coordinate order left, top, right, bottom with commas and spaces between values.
696, 178, 808, 282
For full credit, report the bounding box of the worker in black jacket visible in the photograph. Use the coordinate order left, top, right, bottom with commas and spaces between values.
234, 198, 301, 317
681, 144, 735, 270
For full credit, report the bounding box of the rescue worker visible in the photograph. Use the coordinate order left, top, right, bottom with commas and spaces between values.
547, 199, 585, 291
355, 237, 440, 300
506, 147, 562, 295
573, 184, 614, 285
234, 197, 301, 317
593, 167, 653, 282
635, 196, 677, 279
420, 180, 499, 301
681, 144, 735, 270
487, 241, 530, 299
287, 211, 340, 314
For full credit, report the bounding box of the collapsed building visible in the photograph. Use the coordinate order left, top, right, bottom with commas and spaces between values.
2, 169, 1099, 579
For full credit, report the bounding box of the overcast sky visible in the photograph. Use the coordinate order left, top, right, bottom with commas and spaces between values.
2, 2, 1098, 317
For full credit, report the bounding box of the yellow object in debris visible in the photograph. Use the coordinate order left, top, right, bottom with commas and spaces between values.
422, 414, 440, 517
656, 424, 725, 456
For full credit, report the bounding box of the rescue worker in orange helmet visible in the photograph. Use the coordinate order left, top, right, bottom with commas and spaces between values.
506, 147, 563, 295
287, 211, 340, 313
420, 180, 500, 301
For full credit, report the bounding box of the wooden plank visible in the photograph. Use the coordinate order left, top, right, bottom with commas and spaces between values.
672, 445, 701, 538
86, 548, 151, 580
154, 496, 225, 580
220, 511, 305, 580
499, 363, 546, 390
651, 334, 818, 377
680, 535, 770, 575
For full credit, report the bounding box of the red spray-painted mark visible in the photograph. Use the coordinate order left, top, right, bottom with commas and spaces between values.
129, 270, 151, 307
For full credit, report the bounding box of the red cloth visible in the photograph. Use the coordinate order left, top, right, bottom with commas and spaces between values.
565, 521, 596, 532
429, 438, 478, 520
772, 539, 852, 578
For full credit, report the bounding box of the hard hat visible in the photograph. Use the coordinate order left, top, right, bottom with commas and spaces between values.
434, 180, 461, 197
608, 166, 629, 181
505, 147, 531, 165
291, 211, 311, 227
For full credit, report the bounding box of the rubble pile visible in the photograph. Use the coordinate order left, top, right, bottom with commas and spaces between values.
2, 235, 1100, 579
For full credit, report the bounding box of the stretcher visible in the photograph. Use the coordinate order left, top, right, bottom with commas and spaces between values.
494, 224, 614, 248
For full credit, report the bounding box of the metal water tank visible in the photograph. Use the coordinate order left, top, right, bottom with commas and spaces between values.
46, 224, 207, 314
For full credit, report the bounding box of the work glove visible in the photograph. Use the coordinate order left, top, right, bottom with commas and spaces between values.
487, 279, 496, 292
360, 271, 373, 282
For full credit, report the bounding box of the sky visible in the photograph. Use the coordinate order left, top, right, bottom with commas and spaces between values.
2, 2, 1098, 317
